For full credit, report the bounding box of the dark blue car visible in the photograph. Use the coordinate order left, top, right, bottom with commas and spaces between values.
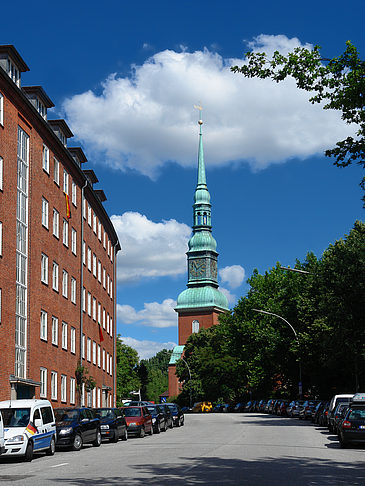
54, 407, 101, 451
94, 408, 128, 442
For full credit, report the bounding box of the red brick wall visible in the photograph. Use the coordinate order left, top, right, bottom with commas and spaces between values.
178, 309, 222, 345
168, 365, 182, 398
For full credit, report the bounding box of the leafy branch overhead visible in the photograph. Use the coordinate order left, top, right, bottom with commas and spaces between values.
231, 41, 365, 203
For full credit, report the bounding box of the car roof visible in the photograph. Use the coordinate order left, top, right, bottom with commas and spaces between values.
0, 399, 52, 408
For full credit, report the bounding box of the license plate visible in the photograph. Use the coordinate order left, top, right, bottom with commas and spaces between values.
359, 425, 365, 429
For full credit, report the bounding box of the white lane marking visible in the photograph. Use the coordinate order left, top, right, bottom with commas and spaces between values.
50, 462, 69, 468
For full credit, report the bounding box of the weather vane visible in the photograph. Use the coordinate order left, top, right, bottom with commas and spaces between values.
194, 103, 203, 125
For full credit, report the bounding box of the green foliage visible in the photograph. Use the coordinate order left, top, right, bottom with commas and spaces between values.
116, 336, 141, 406
232, 41, 365, 204
175, 222, 365, 400
138, 349, 173, 403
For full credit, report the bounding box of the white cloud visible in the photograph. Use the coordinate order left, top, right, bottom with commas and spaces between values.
219, 287, 236, 306
63, 34, 355, 178
219, 265, 245, 288
120, 336, 176, 360
117, 298, 177, 328
111, 212, 190, 284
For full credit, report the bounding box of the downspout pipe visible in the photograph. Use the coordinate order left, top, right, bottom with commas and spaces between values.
79, 180, 88, 405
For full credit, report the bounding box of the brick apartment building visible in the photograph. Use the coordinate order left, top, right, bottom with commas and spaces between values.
0, 45, 120, 407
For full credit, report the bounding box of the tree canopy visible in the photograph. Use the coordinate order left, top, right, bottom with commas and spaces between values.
116, 336, 141, 405
138, 349, 173, 403
232, 41, 365, 205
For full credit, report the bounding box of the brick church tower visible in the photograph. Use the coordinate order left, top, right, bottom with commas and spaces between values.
168, 114, 229, 398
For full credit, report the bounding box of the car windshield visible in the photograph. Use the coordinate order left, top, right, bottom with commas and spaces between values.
123, 408, 141, 417
55, 409, 79, 422
0, 408, 30, 427
94, 409, 115, 419
146, 406, 157, 413
167, 405, 178, 412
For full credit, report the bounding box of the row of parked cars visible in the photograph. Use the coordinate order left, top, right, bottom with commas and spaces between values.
248, 393, 365, 448
0, 398, 184, 462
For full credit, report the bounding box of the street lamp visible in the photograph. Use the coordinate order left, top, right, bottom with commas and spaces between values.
279, 266, 310, 275
181, 358, 193, 408
252, 308, 302, 399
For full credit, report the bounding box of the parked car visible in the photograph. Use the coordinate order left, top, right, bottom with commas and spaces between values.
332, 404, 350, 435
54, 407, 101, 451
234, 402, 246, 413
0, 411, 4, 455
287, 400, 305, 418
192, 402, 213, 413
312, 401, 327, 424
318, 403, 330, 427
277, 401, 289, 416
94, 408, 127, 442
165, 403, 185, 427
329, 394, 354, 413
145, 405, 167, 433
338, 394, 365, 448
158, 404, 174, 428
0, 399, 56, 461
122, 406, 153, 438
299, 400, 320, 420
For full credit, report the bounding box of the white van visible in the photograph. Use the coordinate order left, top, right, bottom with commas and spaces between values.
329, 394, 354, 412
0, 399, 56, 461
0, 411, 5, 455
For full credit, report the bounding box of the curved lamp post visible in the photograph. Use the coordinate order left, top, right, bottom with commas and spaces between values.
252, 308, 302, 399
181, 358, 192, 408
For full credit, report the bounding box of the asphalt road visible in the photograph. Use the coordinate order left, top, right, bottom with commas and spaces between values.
1, 413, 365, 485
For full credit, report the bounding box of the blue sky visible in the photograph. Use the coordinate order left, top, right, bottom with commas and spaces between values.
4, 0, 364, 358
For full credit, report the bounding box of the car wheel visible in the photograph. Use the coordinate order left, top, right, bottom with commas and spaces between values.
110, 430, 119, 443
155, 422, 161, 434
93, 429, 102, 447
139, 427, 145, 438
24, 441, 33, 462
73, 433, 83, 451
181, 417, 184, 426
162, 422, 167, 432
169, 421, 173, 429
46, 436, 56, 456
122, 429, 128, 441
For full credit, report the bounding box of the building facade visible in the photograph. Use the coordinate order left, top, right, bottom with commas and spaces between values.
168, 117, 229, 397
0, 45, 120, 407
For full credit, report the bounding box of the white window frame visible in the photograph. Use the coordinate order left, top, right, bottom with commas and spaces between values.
53, 208, 59, 238
41, 253, 48, 284
83, 241, 86, 265
40, 367, 47, 398
82, 287, 86, 312
87, 338, 91, 362
0, 156, 3, 191
92, 297, 96, 321
98, 303, 101, 324
70, 378, 76, 405
63, 219, 68, 246
63, 169, 69, 195
107, 274, 110, 295
110, 279, 113, 299
40, 309, 47, 341
42, 145, 49, 173
93, 214, 97, 234
102, 349, 105, 370
103, 231, 106, 249
87, 292, 91, 316
103, 308, 106, 329
98, 222, 101, 241
110, 317, 113, 337
72, 181, 77, 206
110, 356, 113, 376
92, 341, 96, 365
87, 247, 91, 271
97, 345, 101, 368
106, 352, 109, 374
52, 316, 58, 345
98, 260, 101, 282
51, 371, 58, 400
71, 228, 77, 255
93, 253, 97, 277
70, 327, 76, 354
0, 92, 3, 126
42, 197, 49, 228
52, 261, 59, 291
103, 268, 106, 288
54, 158, 59, 185
62, 321, 67, 350
62, 270, 68, 298
82, 334, 85, 359
61, 375, 67, 402
88, 205, 92, 227
83, 198, 86, 219
107, 313, 110, 334
71, 277, 76, 304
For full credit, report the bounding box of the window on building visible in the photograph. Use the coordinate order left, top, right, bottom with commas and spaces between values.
52, 316, 58, 345
83, 241, 86, 265
71, 228, 77, 255
93, 253, 97, 277
42, 197, 49, 228
61, 375, 67, 402
62, 322, 67, 350
63, 219, 68, 246
7, 58, 20, 85
103, 231, 106, 249
110, 279, 113, 299
83, 198, 86, 219
103, 268, 106, 289
110, 356, 113, 376
87, 247, 91, 271
98, 222, 102, 241
97, 345, 101, 368
93, 297, 96, 321
82, 287, 86, 312
0, 156, 3, 191
107, 313, 110, 334
72, 181, 77, 206
40, 368, 47, 398
87, 338, 91, 362
108, 239, 110, 257
82, 334, 85, 359
88, 206, 92, 227
63, 169, 69, 195
107, 275, 110, 295
102, 349, 105, 370
53, 208, 59, 238
42, 145, 49, 173
62, 270, 68, 298
0, 92, 3, 125
52, 261, 59, 291
70, 327, 76, 354
93, 341, 96, 365
41, 253, 48, 284
103, 308, 106, 329
98, 260, 101, 282
70, 377, 76, 405
71, 277, 76, 304
106, 352, 109, 374
93, 214, 97, 234
87, 292, 91, 316
54, 158, 59, 185
98, 303, 101, 324
192, 320, 200, 333
51, 371, 57, 400
110, 317, 113, 337
40, 310, 47, 340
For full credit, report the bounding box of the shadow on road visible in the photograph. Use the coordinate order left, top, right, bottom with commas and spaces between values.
52, 454, 365, 486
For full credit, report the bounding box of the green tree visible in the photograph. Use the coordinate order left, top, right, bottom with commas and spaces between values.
232, 41, 365, 204
116, 336, 141, 405
138, 349, 173, 403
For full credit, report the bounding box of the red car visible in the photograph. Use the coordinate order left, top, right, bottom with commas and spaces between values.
122, 406, 153, 438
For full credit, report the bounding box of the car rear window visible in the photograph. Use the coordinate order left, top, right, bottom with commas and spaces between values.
41, 406, 54, 424
0, 408, 30, 427
349, 409, 365, 420
55, 409, 79, 422
123, 408, 141, 417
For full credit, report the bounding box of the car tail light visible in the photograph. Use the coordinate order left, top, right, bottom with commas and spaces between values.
342, 421, 351, 429
325, 411, 328, 416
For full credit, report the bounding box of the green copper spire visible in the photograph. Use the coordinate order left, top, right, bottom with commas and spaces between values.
175, 115, 229, 312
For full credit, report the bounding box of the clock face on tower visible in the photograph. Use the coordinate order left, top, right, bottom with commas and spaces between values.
189, 259, 206, 278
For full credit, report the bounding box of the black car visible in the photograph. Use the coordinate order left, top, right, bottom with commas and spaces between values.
94, 408, 128, 442
55, 407, 101, 451
338, 405, 365, 448
158, 404, 174, 429
145, 405, 167, 433
165, 403, 184, 426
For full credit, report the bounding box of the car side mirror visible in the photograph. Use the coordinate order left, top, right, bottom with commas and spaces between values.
34, 419, 42, 428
